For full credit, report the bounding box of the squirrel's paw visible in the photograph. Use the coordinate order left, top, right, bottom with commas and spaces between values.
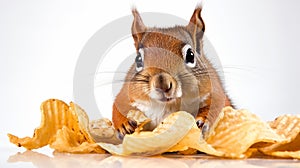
116, 119, 138, 140
196, 119, 209, 139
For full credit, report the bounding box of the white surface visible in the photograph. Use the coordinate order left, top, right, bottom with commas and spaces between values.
1, 144, 300, 168
1, 0, 300, 167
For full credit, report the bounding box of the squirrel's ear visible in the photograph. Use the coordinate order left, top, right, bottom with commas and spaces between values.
186, 6, 205, 53
132, 8, 146, 49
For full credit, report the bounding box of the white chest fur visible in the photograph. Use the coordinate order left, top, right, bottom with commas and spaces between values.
131, 100, 168, 130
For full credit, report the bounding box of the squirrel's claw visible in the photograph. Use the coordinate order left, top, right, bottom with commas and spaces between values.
116, 119, 138, 140
196, 119, 205, 128
196, 119, 210, 139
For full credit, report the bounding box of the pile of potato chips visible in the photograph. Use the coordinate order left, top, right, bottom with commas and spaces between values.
8, 99, 300, 159
8, 99, 105, 154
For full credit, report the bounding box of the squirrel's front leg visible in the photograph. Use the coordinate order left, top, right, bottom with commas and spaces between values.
196, 95, 234, 137
112, 103, 137, 139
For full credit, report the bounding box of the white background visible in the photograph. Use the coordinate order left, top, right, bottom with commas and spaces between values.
1, 0, 300, 151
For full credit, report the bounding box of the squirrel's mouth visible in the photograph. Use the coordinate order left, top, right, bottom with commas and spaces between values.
151, 91, 177, 103
158, 96, 176, 103
149, 85, 182, 103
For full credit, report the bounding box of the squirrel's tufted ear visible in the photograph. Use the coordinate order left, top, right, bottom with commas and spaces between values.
186, 6, 205, 54
132, 8, 146, 50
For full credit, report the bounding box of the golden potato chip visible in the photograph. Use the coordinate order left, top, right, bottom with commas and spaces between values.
50, 102, 105, 153
205, 107, 285, 158
8, 99, 105, 154
99, 111, 195, 156
168, 107, 286, 158
268, 114, 300, 141
68, 101, 96, 144
50, 126, 104, 153
8, 99, 70, 149
260, 115, 300, 159
167, 124, 224, 157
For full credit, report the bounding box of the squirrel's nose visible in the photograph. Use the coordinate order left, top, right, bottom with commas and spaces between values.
153, 73, 173, 93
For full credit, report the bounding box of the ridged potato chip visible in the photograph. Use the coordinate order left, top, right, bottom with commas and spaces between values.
260, 115, 300, 159
99, 111, 195, 156
50, 126, 104, 153
168, 107, 286, 158
8, 99, 105, 154
205, 107, 285, 158
167, 124, 224, 156
8, 99, 70, 149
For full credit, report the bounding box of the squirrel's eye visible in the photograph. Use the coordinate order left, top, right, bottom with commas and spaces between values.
135, 48, 144, 72
182, 44, 196, 68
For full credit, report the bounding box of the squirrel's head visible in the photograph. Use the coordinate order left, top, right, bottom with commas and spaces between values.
127, 6, 211, 105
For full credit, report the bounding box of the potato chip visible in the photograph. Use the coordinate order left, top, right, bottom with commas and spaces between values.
168, 107, 286, 158
268, 114, 300, 141
50, 126, 104, 153
167, 124, 224, 156
205, 107, 285, 158
260, 115, 300, 159
8, 99, 70, 149
68, 101, 96, 144
8, 99, 105, 154
99, 111, 195, 156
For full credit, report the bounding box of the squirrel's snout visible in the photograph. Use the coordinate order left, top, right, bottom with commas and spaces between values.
149, 73, 179, 102
153, 74, 173, 93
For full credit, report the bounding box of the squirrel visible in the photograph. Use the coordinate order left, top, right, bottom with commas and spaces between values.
112, 6, 233, 139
